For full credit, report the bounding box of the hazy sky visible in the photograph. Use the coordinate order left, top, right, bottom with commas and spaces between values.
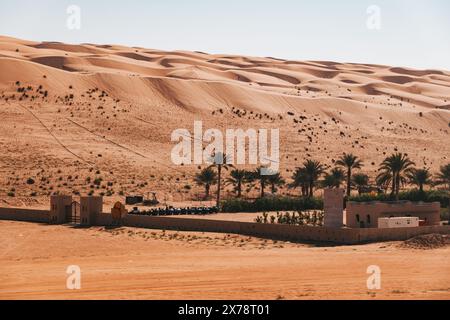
1, 0, 449, 70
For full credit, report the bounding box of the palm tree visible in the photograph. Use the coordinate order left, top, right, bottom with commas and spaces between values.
208, 152, 233, 207
267, 173, 285, 194
322, 168, 346, 189
252, 167, 270, 198
290, 167, 309, 197
435, 164, 450, 190
303, 159, 327, 197
352, 173, 370, 195
376, 171, 392, 194
435, 163, 450, 216
194, 167, 217, 200
377, 153, 415, 201
336, 153, 363, 197
407, 168, 433, 192
226, 169, 247, 198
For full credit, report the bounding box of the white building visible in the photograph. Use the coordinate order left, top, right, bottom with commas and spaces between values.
378, 217, 419, 229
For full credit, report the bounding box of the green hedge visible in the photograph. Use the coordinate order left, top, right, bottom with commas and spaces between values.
221, 190, 449, 213
349, 190, 449, 208
221, 196, 323, 213
441, 208, 449, 222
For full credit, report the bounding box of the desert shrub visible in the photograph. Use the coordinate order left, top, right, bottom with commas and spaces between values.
26, 178, 35, 185
221, 196, 323, 213
254, 210, 324, 226
7, 192, 15, 197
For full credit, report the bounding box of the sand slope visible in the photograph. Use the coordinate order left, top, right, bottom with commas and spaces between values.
0, 35, 449, 204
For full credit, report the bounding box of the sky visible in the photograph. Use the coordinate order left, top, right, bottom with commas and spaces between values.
1, 0, 449, 70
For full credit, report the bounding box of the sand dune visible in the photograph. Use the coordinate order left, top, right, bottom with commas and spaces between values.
0, 35, 449, 205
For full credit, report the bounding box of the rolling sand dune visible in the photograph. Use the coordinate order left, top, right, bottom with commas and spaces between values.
0, 35, 449, 206
0, 36, 449, 301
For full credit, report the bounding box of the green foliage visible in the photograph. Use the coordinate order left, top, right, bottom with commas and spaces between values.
440, 208, 449, 222
349, 189, 449, 208
221, 196, 323, 213
254, 210, 324, 226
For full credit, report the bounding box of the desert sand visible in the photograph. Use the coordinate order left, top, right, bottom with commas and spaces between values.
0, 220, 449, 300
0, 35, 449, 206
0, 36, 449, 300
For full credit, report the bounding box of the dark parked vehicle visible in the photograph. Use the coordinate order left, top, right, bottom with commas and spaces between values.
126, 196, 144, 205
129, 206, 219, 217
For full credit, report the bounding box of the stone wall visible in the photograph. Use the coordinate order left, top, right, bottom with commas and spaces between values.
0, 208, 49, 223
0, 207, 448, 245
357, 225, 450, 243
122, 214, 361, 244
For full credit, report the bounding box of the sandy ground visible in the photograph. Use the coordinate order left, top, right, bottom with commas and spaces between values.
0, 36, 449, 301
1, 220, 449, 300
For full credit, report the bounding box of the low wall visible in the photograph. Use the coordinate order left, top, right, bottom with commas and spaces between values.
122, 214, 450, 245
1, 207, 449, 245
357, 225, 450, 243
122, 214, 361, 244
0, 207, 49, 223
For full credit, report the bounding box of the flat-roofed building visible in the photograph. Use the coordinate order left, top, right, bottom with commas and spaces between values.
346, 201, 440, 228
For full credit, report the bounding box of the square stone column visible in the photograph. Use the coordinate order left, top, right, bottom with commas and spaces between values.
80, 196, 103, 226
50, 195, 72, 224
324, 188, 344, 228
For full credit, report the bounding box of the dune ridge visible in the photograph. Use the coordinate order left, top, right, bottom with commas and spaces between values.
0, 35, 449, 204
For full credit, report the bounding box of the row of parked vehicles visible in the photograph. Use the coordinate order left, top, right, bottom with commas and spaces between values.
129, 206, 220, 216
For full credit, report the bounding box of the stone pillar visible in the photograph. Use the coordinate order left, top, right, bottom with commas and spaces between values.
324, 188, 344, 228
80, 196, 103, 226
50, 195, 72, 224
